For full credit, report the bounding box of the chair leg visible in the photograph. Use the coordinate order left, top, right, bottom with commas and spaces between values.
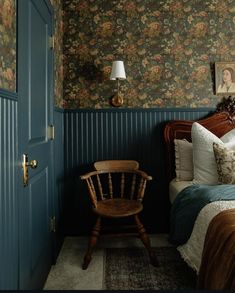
82, 217, 101, 270
134, 214, 159, 267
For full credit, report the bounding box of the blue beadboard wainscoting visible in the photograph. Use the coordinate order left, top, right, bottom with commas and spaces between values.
0, 93, 65, 289
64, 108, 214, 235
0, 92, 18, 289
0, 100, 215, 288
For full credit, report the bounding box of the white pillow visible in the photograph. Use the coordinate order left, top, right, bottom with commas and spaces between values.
191, 123, 235, 184
220, 128, 235, 150
174, 139, 193, 181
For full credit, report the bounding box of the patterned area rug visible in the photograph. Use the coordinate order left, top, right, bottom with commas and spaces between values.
103, 247, 197, 290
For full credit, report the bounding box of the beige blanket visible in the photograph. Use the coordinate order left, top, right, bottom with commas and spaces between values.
177, 200, 235, 273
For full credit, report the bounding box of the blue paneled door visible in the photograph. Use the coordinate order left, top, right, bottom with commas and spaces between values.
18, 0, 54, 289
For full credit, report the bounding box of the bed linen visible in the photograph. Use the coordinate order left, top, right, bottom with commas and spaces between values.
164, 109, 235, 290
177, 200, 235, 273
169, 179, 193, 204
169, 184, 235, 245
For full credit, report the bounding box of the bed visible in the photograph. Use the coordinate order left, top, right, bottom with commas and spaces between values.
164, 108, 235, 290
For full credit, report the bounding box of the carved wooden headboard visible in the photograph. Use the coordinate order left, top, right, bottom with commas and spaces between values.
163, 110, 235, 183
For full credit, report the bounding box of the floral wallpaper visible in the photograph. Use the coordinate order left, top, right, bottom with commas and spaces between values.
54, 0, 64, 108
0, 0, 64, 107
1, 0, 234, 108
63, 0, 235, 109
0, 0, 16, 92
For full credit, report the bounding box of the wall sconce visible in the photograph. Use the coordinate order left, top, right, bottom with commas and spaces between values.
110, 60, 126, 107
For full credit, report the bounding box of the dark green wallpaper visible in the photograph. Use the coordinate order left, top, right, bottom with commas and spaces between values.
0, 0, 64, 106
0, 0, 16, 92
1, 0, 234, 108
54, 0, 64, 108
63, 0, 235, 109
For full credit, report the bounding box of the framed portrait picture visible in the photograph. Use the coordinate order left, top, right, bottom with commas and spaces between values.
215, 62, 235, 95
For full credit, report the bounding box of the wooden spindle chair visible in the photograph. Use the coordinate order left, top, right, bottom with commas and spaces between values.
80, 160, 158, 269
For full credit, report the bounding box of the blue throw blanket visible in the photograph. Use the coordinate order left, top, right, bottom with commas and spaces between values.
169, 184, 235, 245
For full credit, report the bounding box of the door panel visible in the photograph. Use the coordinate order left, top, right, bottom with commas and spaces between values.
30, 2, 47, 141
18, 0, 53, 289
30, 168, 49, 267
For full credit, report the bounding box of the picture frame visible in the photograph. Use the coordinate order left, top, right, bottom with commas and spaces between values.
215, 62, 235, 95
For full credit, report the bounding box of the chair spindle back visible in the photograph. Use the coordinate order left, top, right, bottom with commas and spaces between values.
81, 169, 152, 208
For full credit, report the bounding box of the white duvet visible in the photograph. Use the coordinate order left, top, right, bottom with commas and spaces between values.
177, 200, 235, 274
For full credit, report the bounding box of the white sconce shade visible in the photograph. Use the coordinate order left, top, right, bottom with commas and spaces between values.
110, 61, 126, 80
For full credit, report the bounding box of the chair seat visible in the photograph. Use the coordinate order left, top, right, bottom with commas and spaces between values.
92, 198, 143, 218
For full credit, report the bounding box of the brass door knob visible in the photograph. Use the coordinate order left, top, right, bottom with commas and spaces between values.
28, 159, 38, 169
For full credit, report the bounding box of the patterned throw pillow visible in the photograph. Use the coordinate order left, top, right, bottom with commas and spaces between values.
213, 142, 235, 184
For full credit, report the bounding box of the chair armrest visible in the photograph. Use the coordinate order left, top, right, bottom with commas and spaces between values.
135, 170, 152, 181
